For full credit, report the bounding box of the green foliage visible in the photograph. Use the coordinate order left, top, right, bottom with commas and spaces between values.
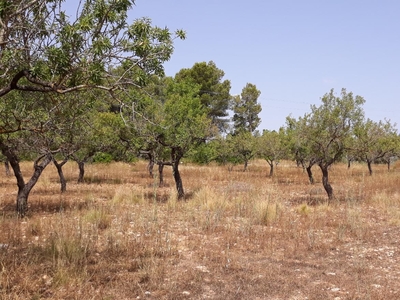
187, 142, 217, 164
352, 118, 399, 172
214, 132, 257, 170
283, 115, 316, 167
93, 152, 114, 163
213, 136, 243, 166
232, 83, 262, 134
160, 79, 213, 152
296, 88, 365, 167
286, 88, 366, 199
175, 61, 231, 132
0, 0, 186, 214
257, 129, 287, 166
0, 0, 185, 97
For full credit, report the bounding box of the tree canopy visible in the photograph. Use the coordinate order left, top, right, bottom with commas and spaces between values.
353, 118, 399, 175
293, 88, 365, 199
0, 0, 185, 215
0, 0, 185, 97
175, 61, 231, 132
232, 83, 262, 134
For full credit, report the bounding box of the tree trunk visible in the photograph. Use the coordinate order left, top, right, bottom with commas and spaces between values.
266, 160, 274, 177
367, 160, 373, 176
158, 163, 164, 186
53, 158, 68, 192
139, 150, 155, 177
172, 161, 184, 199
300, 160, 306, 172
16, 191, 29, 216
77, 161, 85, 183
171, 148, 184, 199
347, 158, 351, 169
148, 159, 154, 177
319, 164, 333, 200
296, 159, 302, 168
243, 160, 248, 172
306, 165, 314, 184
0, 141, 53, 216
4, 160, 10, 176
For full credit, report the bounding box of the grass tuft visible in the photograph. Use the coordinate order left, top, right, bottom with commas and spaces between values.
1, 160, 400, 299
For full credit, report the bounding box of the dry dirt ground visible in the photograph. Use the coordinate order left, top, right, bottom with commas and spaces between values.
0, 160, 400, 299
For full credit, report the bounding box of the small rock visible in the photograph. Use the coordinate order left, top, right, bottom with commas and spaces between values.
196, 265, 210, 273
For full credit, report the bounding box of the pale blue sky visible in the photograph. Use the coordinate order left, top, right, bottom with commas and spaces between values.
70, 0, 400, 131
133, 0, 400, 131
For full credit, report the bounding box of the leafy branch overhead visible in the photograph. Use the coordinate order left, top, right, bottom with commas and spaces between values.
0, 0, 185, 97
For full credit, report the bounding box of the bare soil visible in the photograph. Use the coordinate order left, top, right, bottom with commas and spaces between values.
0, 160, 399, 299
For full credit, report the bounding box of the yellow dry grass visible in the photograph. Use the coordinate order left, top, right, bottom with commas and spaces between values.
0, 159, 400, 299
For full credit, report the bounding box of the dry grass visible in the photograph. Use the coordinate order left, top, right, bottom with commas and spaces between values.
1, 160, 400, 299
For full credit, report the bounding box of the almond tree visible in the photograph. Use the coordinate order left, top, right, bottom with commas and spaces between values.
285, 116, 319, 184
156, 79, 214, 199
0, 154, 10, 175
115, 75, 215, 198
353, 119, 398, 175
257, 129, 287, 177
0, 91, 59, 214
212, 136, 242, 171
0, 0, 185, 97
297, 89, 365, 200
228, 131, 258, 172
0, 0, 185, 215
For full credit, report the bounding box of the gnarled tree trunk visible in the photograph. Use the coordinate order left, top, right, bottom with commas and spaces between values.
306, 165, 314, 184
53, 158, 68, 192
266, 160, 274, 177
158, 162, 165, 186
171, 148, 184, 199
243, 159, 248, 172
148, 158, 154, 177
72, 152, 95, 184
77, 161, 85, 183
172, 161, 184, 199
139, 150, 155, 177
0, 141, 52, 216
319, 163, 333, 200
367, 159, 373, 176
4, 160, 10, 176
